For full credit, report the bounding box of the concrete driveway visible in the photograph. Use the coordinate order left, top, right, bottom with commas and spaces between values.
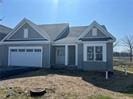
0, 66, 40, 79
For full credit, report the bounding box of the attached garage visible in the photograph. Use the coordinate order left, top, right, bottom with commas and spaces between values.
8, 47, 43, 67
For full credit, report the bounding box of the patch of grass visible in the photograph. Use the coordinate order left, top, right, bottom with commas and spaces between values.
124, 84, 133, 94
88, 95, 113, 99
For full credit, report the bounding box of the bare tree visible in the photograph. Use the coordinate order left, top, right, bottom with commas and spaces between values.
113, 40, 119, 48
122, 35, 133, 62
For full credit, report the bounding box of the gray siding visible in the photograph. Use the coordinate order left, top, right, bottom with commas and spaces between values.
0, 45, 8, 66
0, 33, 6, 41
0, 44, 50, 68
106, 42, 113, 70
84, 27, 106, 38
82, 62, 107, 71
78, 43, 113, 71
51, 46, 56, 65
8, 23, 45, 40
77, 43, 83, 69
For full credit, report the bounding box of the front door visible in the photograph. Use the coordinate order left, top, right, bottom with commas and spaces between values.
56, 47, 65, 65
68, 46, 75, 65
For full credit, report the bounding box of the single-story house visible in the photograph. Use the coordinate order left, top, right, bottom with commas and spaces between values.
0, 18, 116, 71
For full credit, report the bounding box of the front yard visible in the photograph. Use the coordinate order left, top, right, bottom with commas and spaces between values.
0, 66, 133, 99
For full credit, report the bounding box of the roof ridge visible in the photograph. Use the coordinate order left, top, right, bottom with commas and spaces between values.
38, 23, 69, 26
70, 26, 88, 28
0, 24, 12, 30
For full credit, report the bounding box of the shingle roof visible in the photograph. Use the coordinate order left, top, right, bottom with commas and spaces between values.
80, 37, 112, 41
68, 26, 88, 37
38, 23, 69, 41
0, 25, 12, 41
24, 18, 50, 40
0, 25, 12, 34
1, 18, 115, 43
54, 26, 88, 44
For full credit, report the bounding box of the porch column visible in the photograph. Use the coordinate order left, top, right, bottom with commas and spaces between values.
65, 45, 68, 65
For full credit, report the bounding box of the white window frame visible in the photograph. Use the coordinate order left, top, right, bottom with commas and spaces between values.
87, 46, 94, 61
95, 46, 103, 61
84, 43, 106, 62
24, 28, 28, 38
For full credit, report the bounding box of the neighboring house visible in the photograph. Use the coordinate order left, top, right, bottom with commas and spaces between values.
0, 25, 12, 40
0, 18, 116, 71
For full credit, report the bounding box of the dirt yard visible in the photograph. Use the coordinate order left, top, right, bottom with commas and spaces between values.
0, 67, 133, 99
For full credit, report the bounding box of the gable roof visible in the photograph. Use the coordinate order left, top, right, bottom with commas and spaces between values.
0, 24, 12, 34
78, 21, 116, 42
38, 23, 69, 41
54, 26, 88, 44
0, 25, 12, 41
1, 19, 116, 43
2, 18, 50, 41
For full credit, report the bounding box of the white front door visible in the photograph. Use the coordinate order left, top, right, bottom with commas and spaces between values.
8, 47, 42, 67
56, 47, 65, 65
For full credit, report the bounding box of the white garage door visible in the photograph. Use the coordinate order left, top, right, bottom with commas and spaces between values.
8, 47, 42, 67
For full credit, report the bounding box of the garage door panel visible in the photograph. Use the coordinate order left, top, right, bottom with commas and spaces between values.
9, 47, 42, 67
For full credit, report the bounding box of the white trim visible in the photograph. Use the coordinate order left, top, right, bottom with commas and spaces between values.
2, 19, 26, 42
8, 48, 11, 66
2, 18, 50, 42
53, 44, 78, 66
78, 21, 116, 42
49, 44, 51, 67
8, 46, 43, 67
83, 43, 107, 62
77, 40, 114, 44
75, 44, 78, 66
24, 28, 28, 38
0, 41, 50, 45
82, 41, 109, 44
65, 45, 68, 65
52, 43, 77, 46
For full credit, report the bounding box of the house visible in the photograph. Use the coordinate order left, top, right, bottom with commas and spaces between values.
0, 25, 12, 40
0, 18, 116, 71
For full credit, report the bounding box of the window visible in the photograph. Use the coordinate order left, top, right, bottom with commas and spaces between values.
87, 46, 94, 61
19, 49, 25, 52
95, 46, 103, 61
34, 49, 41, 52
10, 49, 17, 52
92, 28, 97, 36
26, 49, 33, 52
24, 28, 28, 38
86, 46, 103, 61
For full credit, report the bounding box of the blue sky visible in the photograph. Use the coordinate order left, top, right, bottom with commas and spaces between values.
0, 0, 133, 51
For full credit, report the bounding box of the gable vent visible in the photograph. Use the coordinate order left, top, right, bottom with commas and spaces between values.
92, 28, 97, 36
24, 28, 28, 38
